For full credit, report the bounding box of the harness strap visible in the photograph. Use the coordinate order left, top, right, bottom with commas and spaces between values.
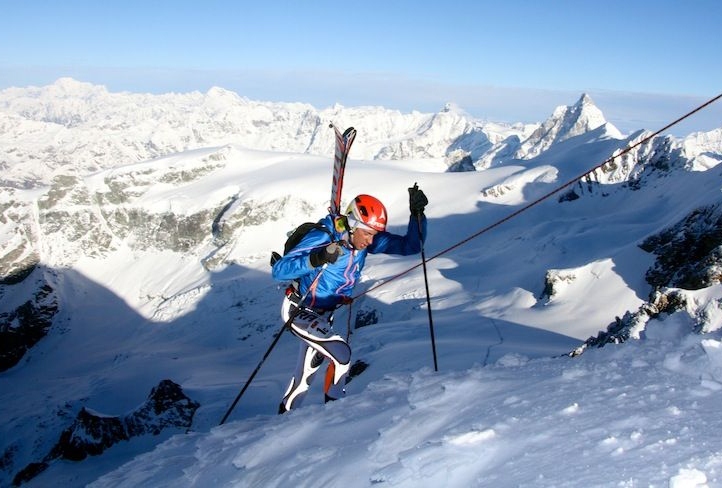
285, 285, 331, 316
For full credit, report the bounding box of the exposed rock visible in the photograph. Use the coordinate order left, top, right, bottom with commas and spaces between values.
0, 195, 40, 284
12, 462, 48, 486
570, 289, 689, 357
480, 183, 515, 199
100, 206, 218, 252
446, 154, 476, 172
36, 174, 116, 261
476, 134, 522, 168
49, 407, 129, 462
14, 380, 199, 484
347, 359, 369, 382
0, 444, 17, 472
540, 269, 577, 302
354, 308, 380, 329
211, 196, 296, 246
621, 135, 686, 190
558, 188, 580, 202
125, 379, 200, 437
571, 203, 722, 356
0, 282, 58, 372
640, 203, 722, 290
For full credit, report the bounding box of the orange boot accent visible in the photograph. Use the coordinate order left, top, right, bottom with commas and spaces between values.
324, 363, 336, 396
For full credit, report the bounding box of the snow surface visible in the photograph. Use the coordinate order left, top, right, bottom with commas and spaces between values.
2, 81, 722, 487
86, 315, 722, 488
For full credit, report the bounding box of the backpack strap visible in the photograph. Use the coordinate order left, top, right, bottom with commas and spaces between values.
270, 221, 335, 267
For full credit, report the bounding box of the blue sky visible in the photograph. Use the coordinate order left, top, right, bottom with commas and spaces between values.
1, 0, 721, 135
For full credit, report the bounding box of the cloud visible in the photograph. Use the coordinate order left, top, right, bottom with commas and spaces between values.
1, 66, 720, 137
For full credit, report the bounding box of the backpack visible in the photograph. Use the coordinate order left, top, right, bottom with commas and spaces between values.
270, 222, 333, 266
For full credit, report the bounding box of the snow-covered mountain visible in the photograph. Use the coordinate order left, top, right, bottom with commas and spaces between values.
515, 93, 622, 159
2, 79, 722, 487
0, 78, 536, 189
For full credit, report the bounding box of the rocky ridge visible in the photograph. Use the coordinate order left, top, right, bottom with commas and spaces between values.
12, 379, 199, 485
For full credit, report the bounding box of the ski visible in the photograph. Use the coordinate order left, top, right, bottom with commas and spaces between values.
329, 124, 357, 216
288, 322, 351, 383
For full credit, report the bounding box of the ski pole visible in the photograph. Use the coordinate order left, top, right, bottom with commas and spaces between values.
219, 265, 327, 425
218, 317, 288, 425
417, 212, 439, 371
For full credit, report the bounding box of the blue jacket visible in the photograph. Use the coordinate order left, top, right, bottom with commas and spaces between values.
272, 214, 427, 310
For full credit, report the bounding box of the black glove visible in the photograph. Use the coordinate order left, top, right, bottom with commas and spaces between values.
309, 242, 342, 268
409, 183, 428, 216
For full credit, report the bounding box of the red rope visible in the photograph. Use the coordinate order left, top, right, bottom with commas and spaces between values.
352, 92, 722, 300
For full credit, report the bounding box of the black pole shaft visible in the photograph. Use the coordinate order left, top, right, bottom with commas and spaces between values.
218, 321, 287, 425
417, 213, 438, 371
219, 265, 328, 425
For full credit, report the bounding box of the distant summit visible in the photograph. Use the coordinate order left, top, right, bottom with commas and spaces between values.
515, 94, 622, 159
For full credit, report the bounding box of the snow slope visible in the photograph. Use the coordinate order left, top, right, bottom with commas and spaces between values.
14, 144, 722, 487
2, 81, 722, 487
87, 310, 722, 488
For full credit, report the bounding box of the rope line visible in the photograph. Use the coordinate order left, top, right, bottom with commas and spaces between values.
352, 92, 722, 300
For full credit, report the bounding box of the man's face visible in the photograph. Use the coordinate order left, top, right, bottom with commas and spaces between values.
350, 227, 377, 250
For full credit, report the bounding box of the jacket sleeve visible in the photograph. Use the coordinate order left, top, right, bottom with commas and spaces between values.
271, 227, 332, 281
368, 214, 426, 256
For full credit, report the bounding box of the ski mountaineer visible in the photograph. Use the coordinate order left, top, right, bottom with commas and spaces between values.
271, 185, 429, 413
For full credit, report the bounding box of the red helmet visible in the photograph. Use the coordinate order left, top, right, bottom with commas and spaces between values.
346, 194, 387, 232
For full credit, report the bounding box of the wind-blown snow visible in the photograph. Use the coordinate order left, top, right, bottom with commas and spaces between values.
86, 313, 722, 487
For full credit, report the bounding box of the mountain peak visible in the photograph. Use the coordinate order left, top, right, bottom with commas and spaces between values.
441, 102, 462, 113
569, 93, 603, 123
551, 93, 604, 128
51, 77, 107, 96
576, 92, 595, 107
516, 93, 621, 158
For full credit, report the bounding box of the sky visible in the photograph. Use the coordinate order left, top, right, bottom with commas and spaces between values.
1, 0, 721, 135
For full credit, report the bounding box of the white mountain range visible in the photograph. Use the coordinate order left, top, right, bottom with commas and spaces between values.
2, 78, 722, 487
